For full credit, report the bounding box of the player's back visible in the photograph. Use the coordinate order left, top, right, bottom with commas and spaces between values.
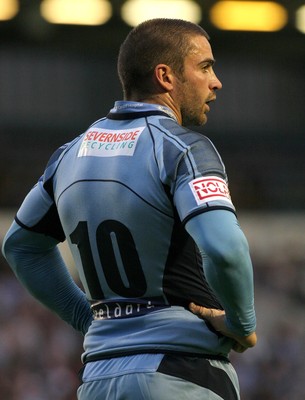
55, 114, 176, 304
53, 102, 233, 360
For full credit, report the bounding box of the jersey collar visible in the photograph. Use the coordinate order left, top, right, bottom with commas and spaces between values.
107, 101, 178, 122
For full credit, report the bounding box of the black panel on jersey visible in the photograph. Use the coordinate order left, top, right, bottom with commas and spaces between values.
15, 204, 65, 242
43, 137, 81, 199
162, 136, 191, 179
163, 211, 223, 310
43, 147, 67, 199
157, 354, 238, 400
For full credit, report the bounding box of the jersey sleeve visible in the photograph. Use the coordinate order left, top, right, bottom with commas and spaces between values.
2, 221, 93, 335
185, 210, 256, 336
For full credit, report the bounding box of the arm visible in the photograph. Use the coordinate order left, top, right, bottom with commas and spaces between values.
2, 221, 93, 335
185, 209, 257, 351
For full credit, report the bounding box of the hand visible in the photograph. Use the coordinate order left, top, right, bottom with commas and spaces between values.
189, 302, 257, 353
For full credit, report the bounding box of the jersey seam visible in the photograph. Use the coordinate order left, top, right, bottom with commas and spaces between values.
182, 206, 237, 226
56, 179, 174, 219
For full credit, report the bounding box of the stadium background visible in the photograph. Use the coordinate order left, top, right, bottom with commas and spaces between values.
0, 1, 305, 398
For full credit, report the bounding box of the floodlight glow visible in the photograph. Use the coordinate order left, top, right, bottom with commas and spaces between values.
121, 0, 201, 27
0, 0, 19, 21
210, 1, 288, 32
40, 0, 112, 26
296, 5, 305, 34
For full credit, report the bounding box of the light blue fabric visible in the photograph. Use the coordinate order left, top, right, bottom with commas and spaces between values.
2, 222, 93, 335
185, 211, 256, 336
77, 354, 240, 400
2, 101, 255, 363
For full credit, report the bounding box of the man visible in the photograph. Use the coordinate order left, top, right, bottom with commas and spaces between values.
2, 18, 256, 400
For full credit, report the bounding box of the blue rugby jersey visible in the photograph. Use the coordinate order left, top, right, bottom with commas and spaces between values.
7, 101, 255, 360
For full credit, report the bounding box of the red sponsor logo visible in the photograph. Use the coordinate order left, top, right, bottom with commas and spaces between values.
84, 130, 140, 143
190, 176, 231, 204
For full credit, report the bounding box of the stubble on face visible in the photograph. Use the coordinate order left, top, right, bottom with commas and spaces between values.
181, 100, 208, 126
175, 38, 213, 127
178, 78, 209, 127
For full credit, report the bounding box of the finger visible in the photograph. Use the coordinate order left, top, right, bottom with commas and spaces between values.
232, 342, 247, 353
234, 332, 257, 349
189, 303, 209, 317
189, 302, 199, 313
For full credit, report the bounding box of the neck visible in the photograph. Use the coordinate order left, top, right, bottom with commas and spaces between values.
128, 93, 182, 125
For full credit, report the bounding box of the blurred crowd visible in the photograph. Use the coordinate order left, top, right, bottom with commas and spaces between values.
232, 248, 305, 400
1, 245, 305, 400
0, 261, 83, 400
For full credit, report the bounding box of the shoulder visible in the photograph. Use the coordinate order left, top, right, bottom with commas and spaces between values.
153, 118, 226, 176
43, 135, 82, 196
152, 118, 219, 153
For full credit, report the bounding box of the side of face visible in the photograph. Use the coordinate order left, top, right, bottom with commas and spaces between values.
174, 35, 223, 126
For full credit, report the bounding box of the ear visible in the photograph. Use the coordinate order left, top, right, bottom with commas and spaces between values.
154, 64, 175, 92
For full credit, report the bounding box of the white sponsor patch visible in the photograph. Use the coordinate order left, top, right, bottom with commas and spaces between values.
78, 127, 145, 157
189, 176, 232, 205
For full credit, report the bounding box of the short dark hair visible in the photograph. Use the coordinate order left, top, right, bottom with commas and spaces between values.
117, 18, 209, 99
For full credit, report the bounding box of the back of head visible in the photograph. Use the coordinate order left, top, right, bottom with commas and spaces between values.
117, 18, 209, 100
